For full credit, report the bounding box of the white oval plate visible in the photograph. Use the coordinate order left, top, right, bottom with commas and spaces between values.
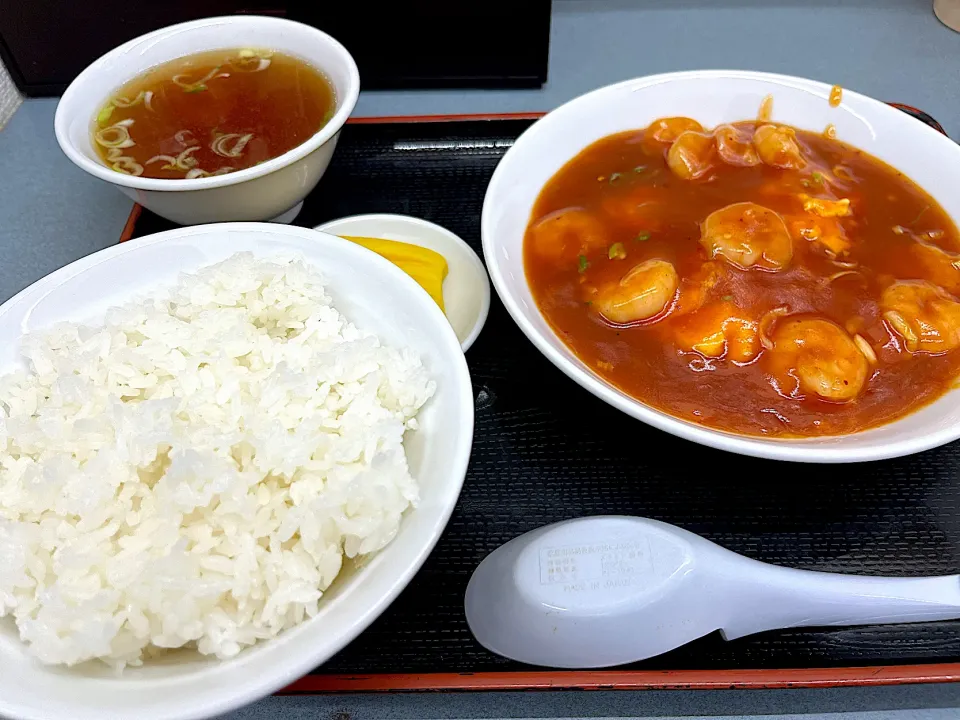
317, 214, 491, 352
0, 223, 473, 720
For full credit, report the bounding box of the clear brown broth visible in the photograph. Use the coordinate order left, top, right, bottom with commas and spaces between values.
93, 49, 336, 179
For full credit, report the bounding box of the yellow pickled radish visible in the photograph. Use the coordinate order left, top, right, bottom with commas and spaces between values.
341, 235, 448, 311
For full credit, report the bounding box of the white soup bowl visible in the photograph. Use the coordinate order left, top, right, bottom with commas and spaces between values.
55, 16, 359, 225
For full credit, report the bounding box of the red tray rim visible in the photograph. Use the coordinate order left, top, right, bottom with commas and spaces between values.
116, 109, 959, 694
283, 664, 960, 694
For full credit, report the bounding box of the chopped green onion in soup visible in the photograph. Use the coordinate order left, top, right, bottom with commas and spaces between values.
91, 48, 338, 179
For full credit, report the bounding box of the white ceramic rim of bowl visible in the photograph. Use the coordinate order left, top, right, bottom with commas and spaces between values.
482, 68, 960, 464
0, 222, 473, 720
316, 214, 492, 352
54, 15, 360, 192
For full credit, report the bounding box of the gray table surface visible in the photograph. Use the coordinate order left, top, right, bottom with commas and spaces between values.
2, 1, 960, 718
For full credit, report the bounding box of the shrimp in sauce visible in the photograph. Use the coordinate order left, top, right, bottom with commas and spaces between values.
524, 111, 960, 436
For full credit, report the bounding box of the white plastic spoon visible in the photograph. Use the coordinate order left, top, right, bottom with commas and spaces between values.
464, 516, 960, 669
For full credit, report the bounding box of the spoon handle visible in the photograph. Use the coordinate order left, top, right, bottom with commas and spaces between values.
719, 565, 960, 640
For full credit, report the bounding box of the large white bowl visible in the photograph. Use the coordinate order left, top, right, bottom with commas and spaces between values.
0, 223, 473, 720
482, 70, 960, 464
55, 16, 360, 225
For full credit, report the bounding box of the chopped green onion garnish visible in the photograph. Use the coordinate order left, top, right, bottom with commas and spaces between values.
609, 172, 622, 184
608, 242, 627, 260
633, 165, 647, 173
812, 171, 824, 184
722, 295, 734, 302
97, 105, 115, 126
578, 255, 589, 273
635, 231, 651, 242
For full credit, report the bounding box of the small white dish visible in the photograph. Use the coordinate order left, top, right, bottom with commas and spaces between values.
55, 16, 360, 226
318, 214, 490, 351
0, 223, 473, 720
482, 69, 960, 463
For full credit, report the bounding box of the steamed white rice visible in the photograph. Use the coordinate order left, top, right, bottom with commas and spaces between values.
0, 253, 435, 668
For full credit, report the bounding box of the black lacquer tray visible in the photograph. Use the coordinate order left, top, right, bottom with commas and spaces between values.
121, 110, 960, 693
